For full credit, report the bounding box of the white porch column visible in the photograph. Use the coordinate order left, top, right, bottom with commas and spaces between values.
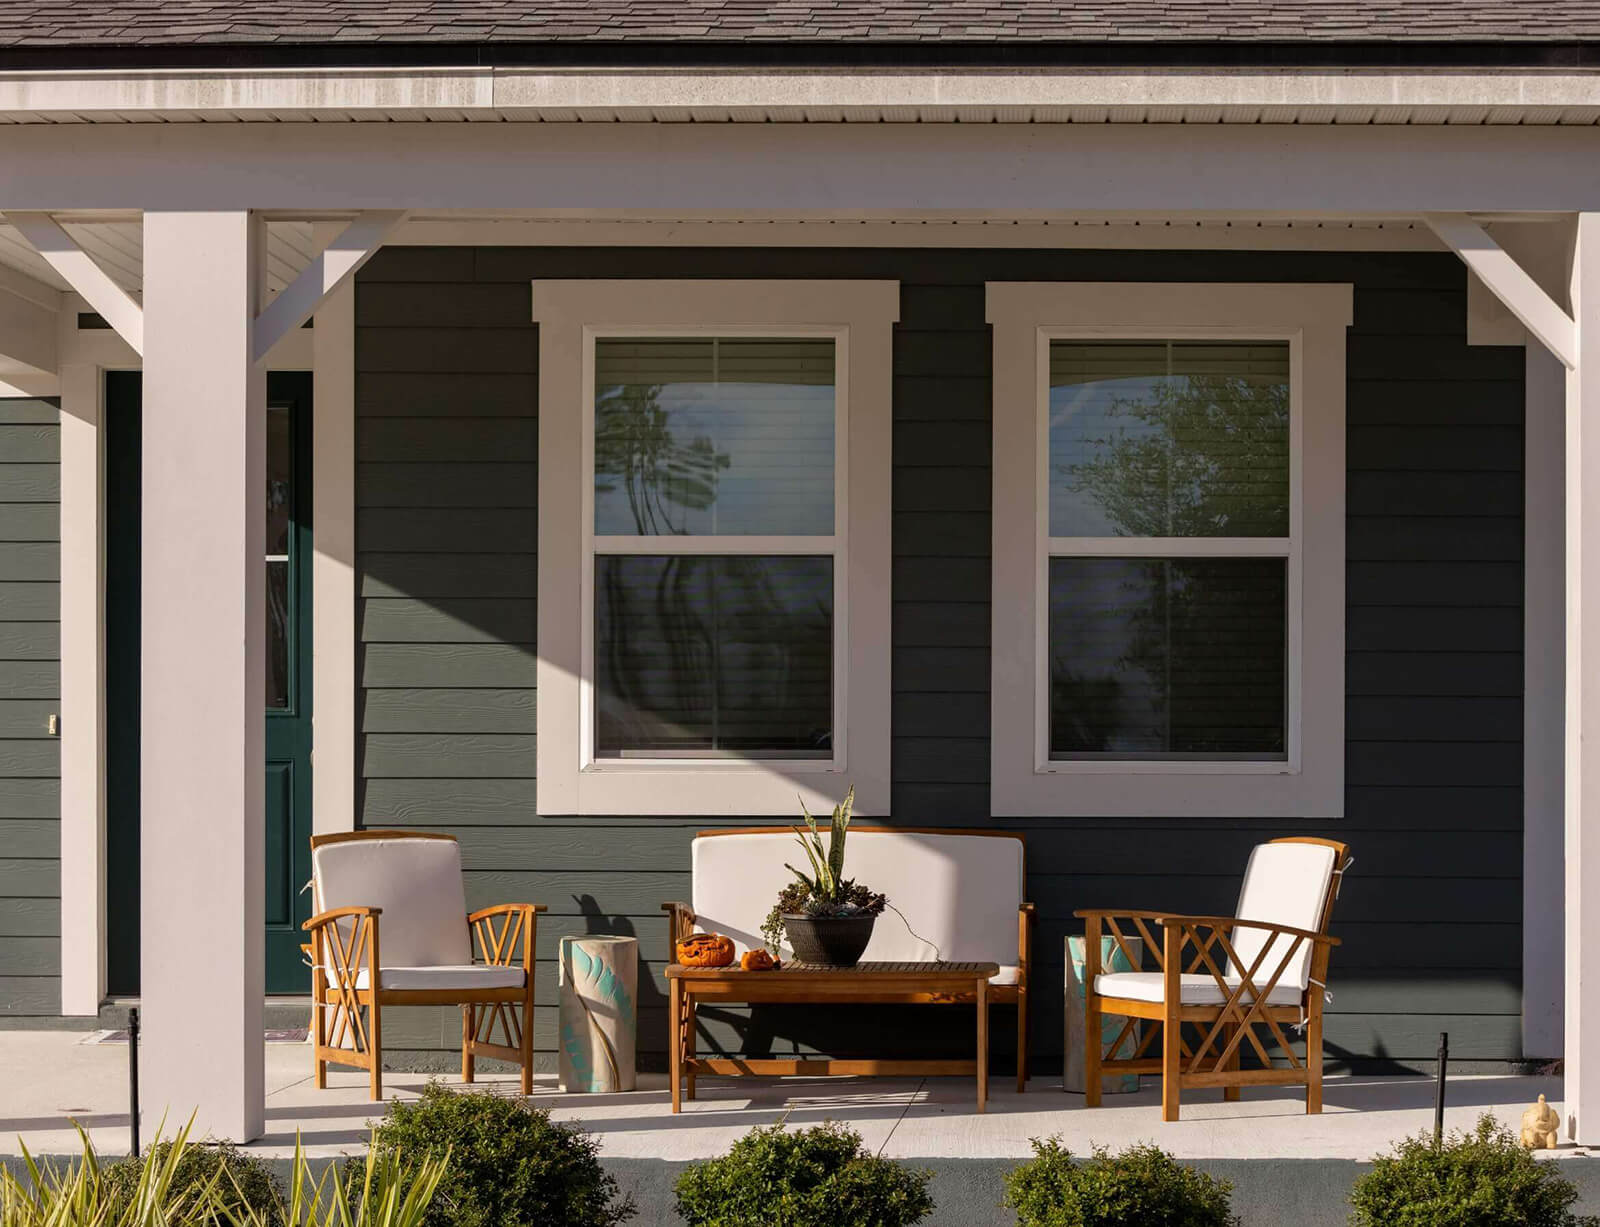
1567, 212, 1600, 1143
139, 211, 266, 1142
57, 361, 104, 1016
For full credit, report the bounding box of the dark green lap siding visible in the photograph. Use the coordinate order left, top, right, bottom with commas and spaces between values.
0, 399, 60, 1018
356, 249, 1522, 1071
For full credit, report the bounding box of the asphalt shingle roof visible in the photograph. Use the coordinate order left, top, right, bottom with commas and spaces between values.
4, 1, 1600, 48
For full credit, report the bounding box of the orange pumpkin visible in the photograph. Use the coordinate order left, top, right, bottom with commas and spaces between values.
677, 933, 736, 967
740, 949, 780, 972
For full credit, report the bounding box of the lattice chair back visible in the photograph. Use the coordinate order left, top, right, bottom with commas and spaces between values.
1227, 839, 1342, 993
311, 833, 470, 967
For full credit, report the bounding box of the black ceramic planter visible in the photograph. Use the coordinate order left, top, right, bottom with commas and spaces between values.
783, 913, 876, 966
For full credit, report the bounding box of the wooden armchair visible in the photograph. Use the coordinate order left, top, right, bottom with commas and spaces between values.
304, 830, 545, 1099
1075, 837, 1350, 1122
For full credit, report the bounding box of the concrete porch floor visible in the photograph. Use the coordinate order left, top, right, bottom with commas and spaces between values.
0, 1030, 1584, 1165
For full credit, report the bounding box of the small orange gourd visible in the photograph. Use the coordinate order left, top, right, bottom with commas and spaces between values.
740, 949, 780, 971
677, 933, 736, 967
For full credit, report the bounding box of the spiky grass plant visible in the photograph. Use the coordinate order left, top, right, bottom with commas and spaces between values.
761, 787, 886, 954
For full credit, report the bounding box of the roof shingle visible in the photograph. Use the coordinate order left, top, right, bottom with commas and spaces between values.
3, 0, 1600, 48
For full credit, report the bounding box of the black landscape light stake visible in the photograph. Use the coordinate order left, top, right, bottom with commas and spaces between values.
1433, 1030, 1449, 1148
128, 1007, 141, 1157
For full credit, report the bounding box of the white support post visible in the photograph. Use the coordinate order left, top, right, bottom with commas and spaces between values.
1565, 212, 1600, 1143
57, 361, 104, 1016
4, 212, 143, 356
139, 211, 266, 1142
310, 221, 357, 835
253, 210, 405, 363
1425, 213, 1577, 370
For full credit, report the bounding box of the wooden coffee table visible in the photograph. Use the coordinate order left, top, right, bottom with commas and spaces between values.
665, 960, 999, 1113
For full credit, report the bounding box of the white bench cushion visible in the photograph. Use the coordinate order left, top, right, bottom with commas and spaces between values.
691, 830, 1023, 979
1095, 971, 1303, 1008
335, 965, 525, 992
312, 836, 471, 968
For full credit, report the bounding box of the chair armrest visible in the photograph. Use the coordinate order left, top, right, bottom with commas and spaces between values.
1156, 914, 1340, 947
1016, 903, 1035, 986
662, 901, 695, 965
302, 905, 381, 932
468, 903, 544, 968
1073, 908, 1171, 922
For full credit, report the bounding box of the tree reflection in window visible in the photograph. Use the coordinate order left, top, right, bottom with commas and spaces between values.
1047, 342, 1290, 759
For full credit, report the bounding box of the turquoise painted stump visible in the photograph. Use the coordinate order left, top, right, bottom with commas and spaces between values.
1064, 933, 1142, 1095
558, 935, 638, 1093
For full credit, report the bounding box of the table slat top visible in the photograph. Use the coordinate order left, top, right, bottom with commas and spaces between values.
668, 960, 999, 980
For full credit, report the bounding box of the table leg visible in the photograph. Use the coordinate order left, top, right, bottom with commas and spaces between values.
976, 975, 989, 1114
685, 995, 697, 1101
669, 977, 682, 1114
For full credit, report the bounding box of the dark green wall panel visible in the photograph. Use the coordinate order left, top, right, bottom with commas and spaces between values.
0, 402, 59, 1019
356, 249, 1525, 1073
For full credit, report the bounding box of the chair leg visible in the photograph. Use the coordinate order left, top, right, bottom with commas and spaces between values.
684, 997, 697, 1102
461, 1006, 476, 1084
1083, 991, 1103, 1107
1161, 1018, 1182, 1123
669, 977, 682, 1114
369, 1002, 384, 1101
312, 991, 327, 1090
1306, 1008, 1324, 1115
1016, 988, 1028, 1093
519, 989, 535, 1097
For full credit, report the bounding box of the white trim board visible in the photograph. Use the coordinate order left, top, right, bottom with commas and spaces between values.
532, 279, 897, 817
987, 281, 1351, 818
6, 66, 1600, 125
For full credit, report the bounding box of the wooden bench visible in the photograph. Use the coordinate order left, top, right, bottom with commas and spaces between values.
662, 827, 1033, 1104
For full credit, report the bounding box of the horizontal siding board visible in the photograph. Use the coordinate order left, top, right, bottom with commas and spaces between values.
357, 327, 536, 375
0, 506, 60, 543
362, 643, 538, 689
1347, 379, 1523, 427
0, 543, 59, 581
0, 740, 59, 777
361, 778, 538, 824
0, 778, 58, 819
363, 733, 535, 779
0, 896, 59, 936
359, 509, 536, 553
358, 420, 538, 464
0, 977, 59, 1015
0, 466, 59, 502
0, 425, 59, 463
358, 463, 538, 508
0, 859, 58, 897
1347, 652, 1523, 697
1345, 696, 1522, 743
0, 936, 59, 976
362, 688, 536, 734
0, 401, 59, 425
0, 623, 60, 661
362, 598, 536, 645
357, 372, 537, 418
0, 819, 59, 859
1345, 607, 1521, 653
0, 584, 58, 621
1347, 562, 1521, 608
360, 554, 537, 600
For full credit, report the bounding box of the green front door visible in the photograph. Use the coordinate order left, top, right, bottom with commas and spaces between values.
105, 371, 315, 996
264, 373, 314, 993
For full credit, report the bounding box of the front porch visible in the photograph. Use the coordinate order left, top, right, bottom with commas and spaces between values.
0, 1029, 1585, 1227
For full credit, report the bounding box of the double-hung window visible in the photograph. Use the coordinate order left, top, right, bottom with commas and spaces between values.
988, 283, 1352, 817
534, 281, 897, 816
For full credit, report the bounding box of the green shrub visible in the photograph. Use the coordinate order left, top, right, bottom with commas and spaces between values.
1003, 1138, 1238, 1227
673, 1122, 934, 1227
365, 1082, 634, 1227
1350, 1114, 1598, 1227
102, 1136, 282, 1224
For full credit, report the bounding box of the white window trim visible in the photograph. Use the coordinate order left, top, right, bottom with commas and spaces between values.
533, 279, 897, 816
987, 282, 1352, 818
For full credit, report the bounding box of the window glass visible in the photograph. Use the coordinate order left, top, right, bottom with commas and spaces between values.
1048, 341, 1290, 538
594, 555, 833, 758
594, 337, 835, 536
1049, 557, 1287, 760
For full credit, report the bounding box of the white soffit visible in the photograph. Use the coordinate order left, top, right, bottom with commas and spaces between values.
4, 68, 1600, 125
0, 216, 317, 296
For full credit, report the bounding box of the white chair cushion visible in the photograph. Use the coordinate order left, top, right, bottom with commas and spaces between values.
312, 836, 471, 968
990, 965, 1022, 987
334, 965, 525, 992
691, 830, 1024, 968
1095, 971, 1303, 1008
1230, 842, 1338, 991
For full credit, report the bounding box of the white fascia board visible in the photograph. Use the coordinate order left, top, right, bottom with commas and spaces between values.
8, 122, 1600, 214
2, 66, 1600, 122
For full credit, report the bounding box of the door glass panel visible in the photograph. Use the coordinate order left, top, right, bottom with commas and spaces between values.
266, 404, 291, 709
